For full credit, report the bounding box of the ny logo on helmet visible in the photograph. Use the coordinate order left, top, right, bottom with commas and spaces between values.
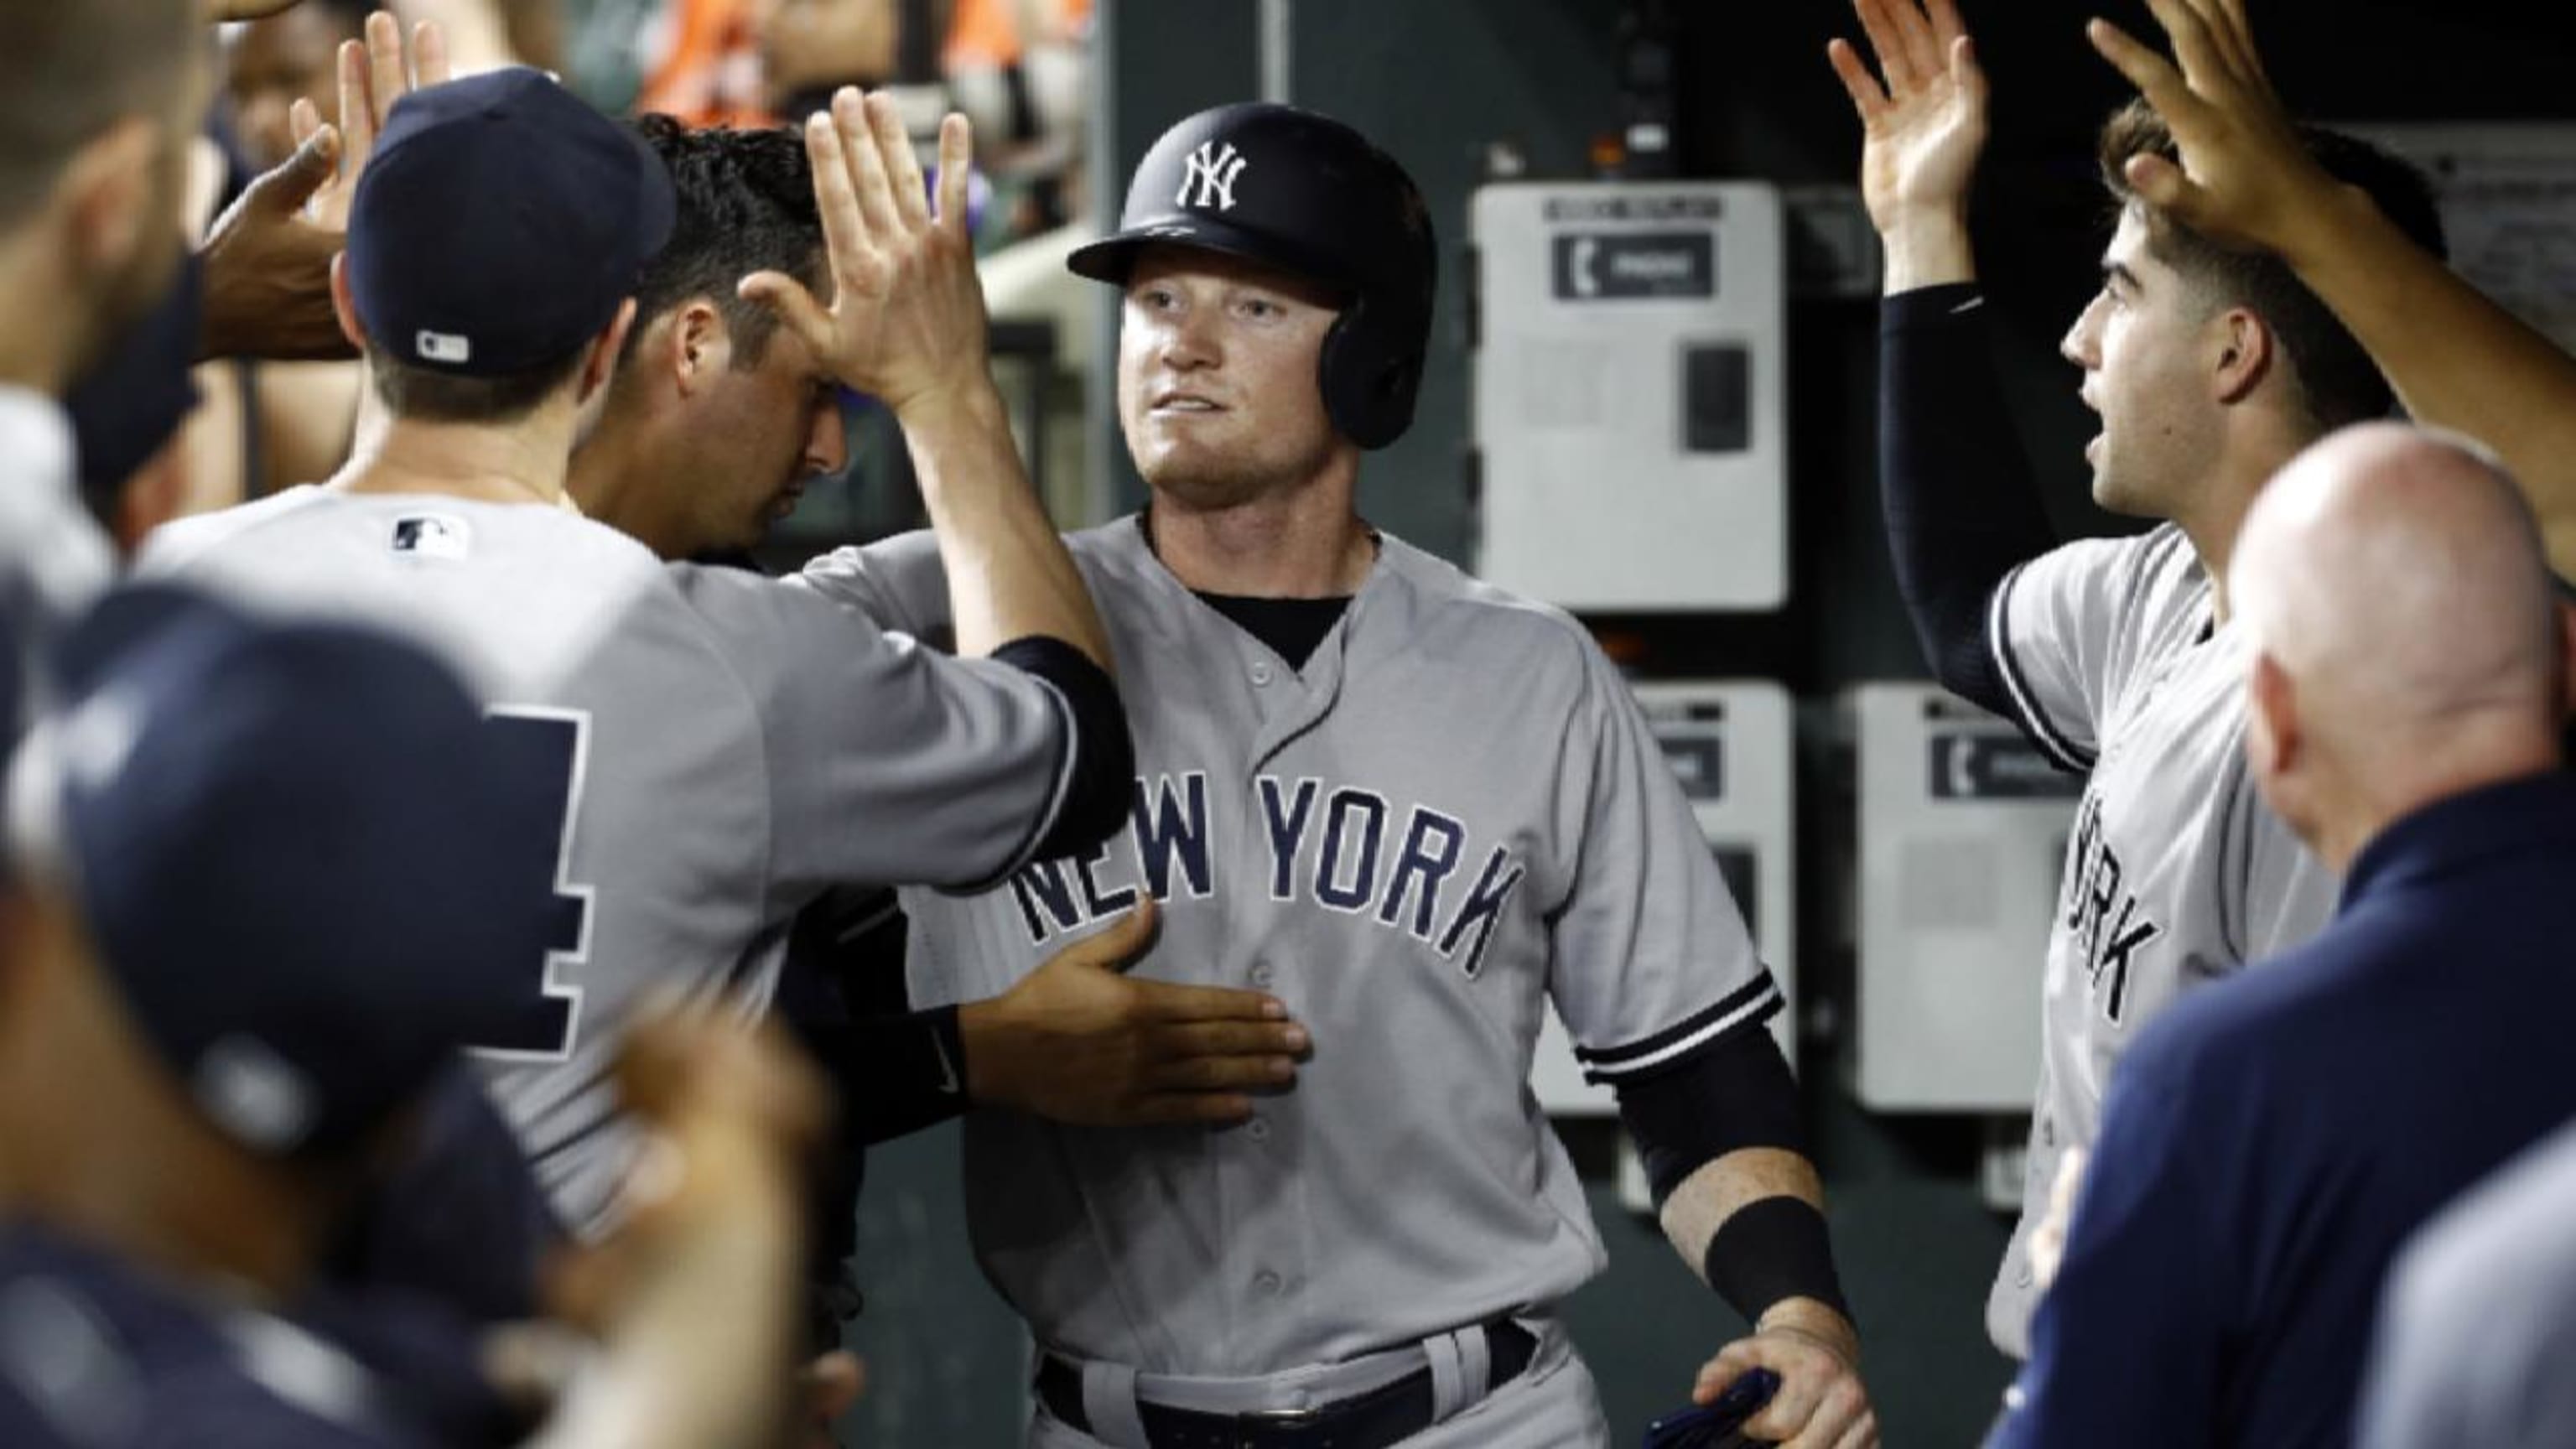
1176, 141, 1248, 212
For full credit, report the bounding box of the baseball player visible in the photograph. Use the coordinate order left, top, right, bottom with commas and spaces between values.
141, 70, 1138, 1241
1824, 0, 2576, 1358
558, 113, 1311, 1364
0, 585, 831, 1449
798, 102, 1875, 1448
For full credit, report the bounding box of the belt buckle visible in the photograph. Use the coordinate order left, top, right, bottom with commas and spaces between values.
1233, 1405, 1321, 1447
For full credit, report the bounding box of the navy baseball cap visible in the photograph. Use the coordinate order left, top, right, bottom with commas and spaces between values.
348, 67, 676, 377
4, 586, 558, 1158
65, 250, 204, 522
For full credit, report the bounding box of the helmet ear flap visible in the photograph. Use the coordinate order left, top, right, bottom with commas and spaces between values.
1317, 298, 1424, 451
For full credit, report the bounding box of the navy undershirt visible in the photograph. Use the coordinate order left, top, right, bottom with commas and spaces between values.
1194, 591, 1353, 673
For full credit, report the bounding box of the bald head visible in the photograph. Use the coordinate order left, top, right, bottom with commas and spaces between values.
2231, 423, 2568, 859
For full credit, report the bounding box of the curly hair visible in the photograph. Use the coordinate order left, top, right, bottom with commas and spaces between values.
622, 113, 825, 371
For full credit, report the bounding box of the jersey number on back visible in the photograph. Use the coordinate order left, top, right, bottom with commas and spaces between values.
475, 707, 595, 1061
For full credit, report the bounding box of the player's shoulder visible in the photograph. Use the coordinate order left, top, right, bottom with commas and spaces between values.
138, 484, 335, 573
1372, 532, 1618, 679
0, 1222, 271, 1440
146, 488, 659, 576
0, 1222, 451, 1447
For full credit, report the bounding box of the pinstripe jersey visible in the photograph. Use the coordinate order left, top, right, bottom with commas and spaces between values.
139, 487, 1078, 1233
1983, 522, 2340, 1355
798, 517, 1780, 1374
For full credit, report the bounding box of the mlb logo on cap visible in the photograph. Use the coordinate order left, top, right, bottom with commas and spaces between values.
415, 330, 472, 366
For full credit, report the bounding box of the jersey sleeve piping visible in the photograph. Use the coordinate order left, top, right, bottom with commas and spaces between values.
1573, 970, 1785, 1083
1987, 560, 2097, 774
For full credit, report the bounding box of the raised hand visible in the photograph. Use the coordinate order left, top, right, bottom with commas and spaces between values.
740, 89, 992, 417
1826, 0, 1988, 236
2087, 0, 2344, 257
198, 125, 354, 359
293, 9, 454, 232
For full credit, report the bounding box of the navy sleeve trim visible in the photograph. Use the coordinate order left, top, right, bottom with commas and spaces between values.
1575, 972, 1784, 1083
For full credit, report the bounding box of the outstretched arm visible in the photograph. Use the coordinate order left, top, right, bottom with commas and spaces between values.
1834, 0, 2060, 716
742, 91, 1114, 675
2090, 0, 2576, 577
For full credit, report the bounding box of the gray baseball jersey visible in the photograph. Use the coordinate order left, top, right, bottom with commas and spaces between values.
0, 387, 112, 737
2360, 1118, 2576, 1449
141, 487, 1076, 1230
797, 517, 1780, 1376
1982, 522, 2339, 1355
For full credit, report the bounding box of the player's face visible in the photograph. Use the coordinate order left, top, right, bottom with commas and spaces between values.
1118, 244, 1345, 511
678, 320, 847, 555
225, 7, 355, 172
2060, 209, 2224, 522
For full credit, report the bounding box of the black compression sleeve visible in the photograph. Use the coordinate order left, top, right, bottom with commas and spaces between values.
1881, 284, 2061, 718
1614, 1025, 1809, 1208
804, 1007, 974, 1146
990, 636, 1135, 862
1703, 1196, 1852, 1327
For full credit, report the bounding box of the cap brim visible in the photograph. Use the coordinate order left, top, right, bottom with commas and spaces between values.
1067, 217, 1353, 294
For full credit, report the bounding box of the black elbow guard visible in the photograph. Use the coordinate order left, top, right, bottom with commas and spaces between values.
992, 636, 1135, 858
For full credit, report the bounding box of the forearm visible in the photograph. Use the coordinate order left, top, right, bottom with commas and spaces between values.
897, 381, 1114, 670
1879, 286, 2056, 714
1662, 1148, 1857, 1360
2283, 187, 2576, 576
529, 1171, 804, 1449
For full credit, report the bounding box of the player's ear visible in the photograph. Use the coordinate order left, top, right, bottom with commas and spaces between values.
2210, 307, 2272, 407
2246, 651, 2299, 779
576, 298, 639, 407
673, 299, 727, 396
329, 252, 367, 355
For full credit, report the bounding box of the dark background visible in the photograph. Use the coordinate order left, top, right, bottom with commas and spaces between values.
840, 3, 2576, 1444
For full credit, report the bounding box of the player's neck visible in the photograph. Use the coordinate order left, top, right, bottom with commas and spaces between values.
1145, 472, 1374, 599
2317, 725, 2563, 872
336, 406, 583, 512
2188, 422, 2317, 624
563, 409, 680, 558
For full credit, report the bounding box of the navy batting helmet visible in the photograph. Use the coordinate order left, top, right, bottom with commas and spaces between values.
1069, 102, 1436, 450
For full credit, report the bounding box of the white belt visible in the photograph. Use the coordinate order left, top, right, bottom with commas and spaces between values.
1052, 1317, 1540, 1448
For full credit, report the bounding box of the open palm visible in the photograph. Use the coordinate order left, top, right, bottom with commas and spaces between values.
1827, 0, 1989, 232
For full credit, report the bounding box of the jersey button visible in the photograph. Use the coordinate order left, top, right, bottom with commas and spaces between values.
1254, 1270, 1285, 1296
1249, 660, 1274, 687
1246, 1117, 1272, 1142
1249, 962, 1276, 988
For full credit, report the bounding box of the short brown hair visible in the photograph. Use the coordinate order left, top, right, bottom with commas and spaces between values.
363, 340, 589, 425
0, 0, 202, 230
2097, 97, 2447, 435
